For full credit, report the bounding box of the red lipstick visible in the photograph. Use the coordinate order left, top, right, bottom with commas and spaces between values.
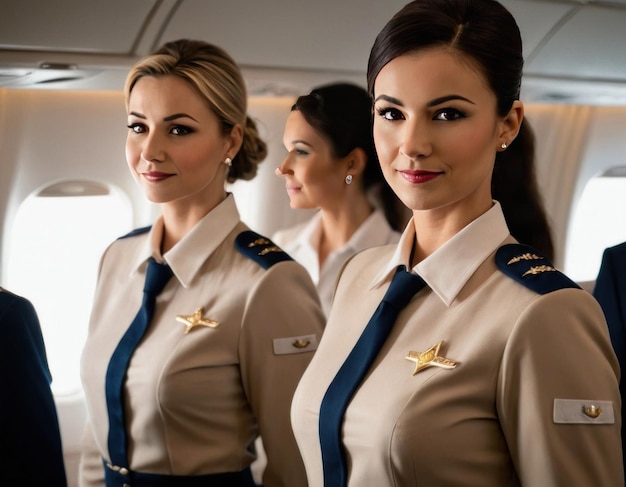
399, 170, 441, 184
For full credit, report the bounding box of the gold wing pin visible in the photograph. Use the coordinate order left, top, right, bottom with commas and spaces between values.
176, 307, 219, 334
406, 340, 457, 375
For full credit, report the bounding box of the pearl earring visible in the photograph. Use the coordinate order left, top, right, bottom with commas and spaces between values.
501, 142, 507, 150
224, 157, 232, 166
345, 174, 353, 185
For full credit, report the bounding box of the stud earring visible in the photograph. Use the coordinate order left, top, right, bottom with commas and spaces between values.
224, 157, 232, 166
501, 142, 507, 150
345, 174, 353, 185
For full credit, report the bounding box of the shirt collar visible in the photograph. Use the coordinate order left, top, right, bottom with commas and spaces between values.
370, 201, 510, 306
292, 208, 394, 255
300, 211, 323, 251
286, 213, 323, 282
346, 209, 396, 253
132, 194, 240, 288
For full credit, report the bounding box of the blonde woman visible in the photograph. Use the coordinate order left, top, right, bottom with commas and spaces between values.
79, 39, 324, 487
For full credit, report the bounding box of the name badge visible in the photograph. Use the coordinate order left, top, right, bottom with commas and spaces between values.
553, 398, 615, 424
273, 334, 318, 355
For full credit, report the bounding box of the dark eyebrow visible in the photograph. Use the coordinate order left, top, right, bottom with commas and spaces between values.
374, 94, 475, 107
164, 113, 198, 122
428, 95, 475, 106
128, 111, 198, 122
374, 94, 402, 105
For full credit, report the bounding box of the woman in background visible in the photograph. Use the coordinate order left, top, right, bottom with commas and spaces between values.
79, 39, 325, 487
274, 82, 406, 316
291, 1, 622, 485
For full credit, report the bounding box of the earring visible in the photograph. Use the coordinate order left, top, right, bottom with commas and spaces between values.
224, 157, 232, 166
345, 174, 353, 185
500, 142, 508, 150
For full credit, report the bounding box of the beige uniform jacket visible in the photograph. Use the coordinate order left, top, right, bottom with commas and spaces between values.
80, 195, 325, 487
291, 202, 623, 486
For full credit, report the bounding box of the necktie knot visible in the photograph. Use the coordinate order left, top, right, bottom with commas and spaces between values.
383, 267, 427, 309
143, 258, 173, 296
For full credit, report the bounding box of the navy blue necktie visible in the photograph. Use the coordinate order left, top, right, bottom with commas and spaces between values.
105, 258, 173, 468
319, 266, 426, 487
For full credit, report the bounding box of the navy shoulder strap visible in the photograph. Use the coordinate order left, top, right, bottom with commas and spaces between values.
117, 225, 151, 240
495, 243, 580, 295
235, 230, 293, 269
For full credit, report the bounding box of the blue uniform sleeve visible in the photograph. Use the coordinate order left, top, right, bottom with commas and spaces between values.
0, 291, 68, 486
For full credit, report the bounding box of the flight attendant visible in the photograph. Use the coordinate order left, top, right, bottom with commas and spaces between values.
274, 82, 405, 316
290, 1, 623, 486
79, 39, 325, 487
0, 287, 67, 486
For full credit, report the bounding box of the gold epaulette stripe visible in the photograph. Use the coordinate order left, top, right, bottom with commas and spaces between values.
522, 265, 556, 277
507, 253, 542, 265
258, 246, 283, 256
248, 238, 271, 247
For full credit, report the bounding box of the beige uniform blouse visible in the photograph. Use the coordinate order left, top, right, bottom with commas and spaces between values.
80, 194, 325, 487
291, 202, 623, 486
273, 209, 400, 317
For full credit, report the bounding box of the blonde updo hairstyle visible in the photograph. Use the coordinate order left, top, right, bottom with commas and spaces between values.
124, 39, 267, 182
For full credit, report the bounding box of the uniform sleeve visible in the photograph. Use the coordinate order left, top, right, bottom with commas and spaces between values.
0, 296, 68, 486
497, 288, 623, 486
238, 261, 325, 487
593, 247, 626, 376
78, 420, 106, 486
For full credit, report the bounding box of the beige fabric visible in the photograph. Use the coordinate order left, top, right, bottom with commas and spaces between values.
292, 204, 622, 487
273, 209, 400, 317
79, 195, 325, 487
553, 398, 615, 424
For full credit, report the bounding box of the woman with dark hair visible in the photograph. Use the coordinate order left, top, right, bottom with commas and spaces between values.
274, 82, 406, 316
290, 1, 621, 486
79, 39, 324, 487
492, 118, 554, 259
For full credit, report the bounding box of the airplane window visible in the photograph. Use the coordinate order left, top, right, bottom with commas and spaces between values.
564, 171, 626, 283
6, 181, 132, 396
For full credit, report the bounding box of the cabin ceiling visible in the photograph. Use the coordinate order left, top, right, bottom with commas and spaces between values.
1, 0, 626, 105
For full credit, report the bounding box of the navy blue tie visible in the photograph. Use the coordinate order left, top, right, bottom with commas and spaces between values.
105, 258, 173, 468
319, 266, 426, 487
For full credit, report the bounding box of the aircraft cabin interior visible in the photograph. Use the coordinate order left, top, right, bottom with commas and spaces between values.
1, 0, 626, 485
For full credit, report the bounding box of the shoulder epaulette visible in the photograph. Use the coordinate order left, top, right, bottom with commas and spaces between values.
117, 225, 152, 240
495, 243, 580, 295
235, 230, 293, 269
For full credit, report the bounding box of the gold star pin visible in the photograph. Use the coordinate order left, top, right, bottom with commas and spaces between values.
406, 340, 457, 375
176, 307, 219, 334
